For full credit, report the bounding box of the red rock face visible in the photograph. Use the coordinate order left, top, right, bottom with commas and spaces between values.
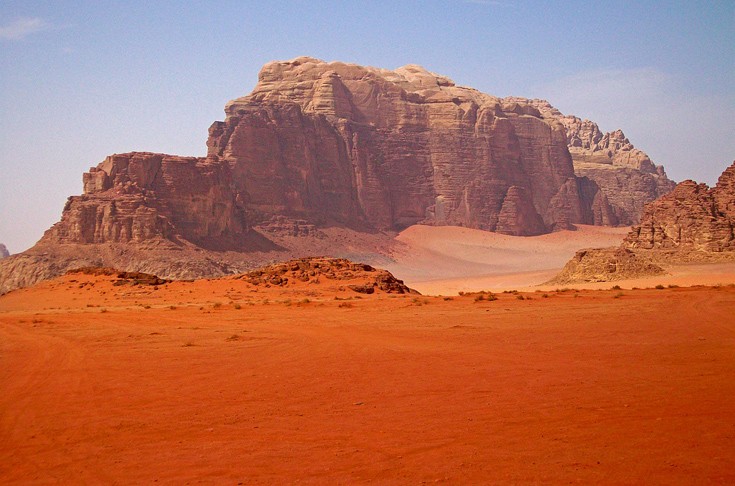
624, 161, 735, 252
207, 57, 615, 235
44, 153, 248, 250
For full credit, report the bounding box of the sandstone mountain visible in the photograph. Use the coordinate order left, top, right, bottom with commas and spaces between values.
551, 161, 735, 284
0, 57, 675, 293
516, 99, 676, 224
0, 244, 9, 259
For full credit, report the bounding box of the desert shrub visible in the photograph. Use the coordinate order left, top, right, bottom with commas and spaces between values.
613, 292, 624, 299
233, 303, 242, 309
611, 285, 622, 290
655, 284, 665, 290
338, 302, 353, 308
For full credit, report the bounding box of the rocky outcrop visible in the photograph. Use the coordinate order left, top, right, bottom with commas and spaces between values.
521, 100, 676, 224
550, 161, 735, 284
624, 161, 735, 253
44, 153, 248, 251
237, 257, 416, 294
0, 244, 8, 259
547, 247, 665, 284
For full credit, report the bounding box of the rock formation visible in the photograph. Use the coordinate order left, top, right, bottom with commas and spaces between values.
0, 244, 8, 259
238, 257, 415, 294
548, 247, 666, 284
208, 57, 619, 234
624, 161, 735, 254
519, 100, 676, 224
1, 57, 678, 293
550, 161, 735, 283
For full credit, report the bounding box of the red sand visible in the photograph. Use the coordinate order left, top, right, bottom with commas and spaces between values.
1, 274, 735, 483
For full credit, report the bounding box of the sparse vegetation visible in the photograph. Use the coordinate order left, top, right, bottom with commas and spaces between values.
613, 292, 624, 299
611, 285, 622, 290
338, 302, 353, 308
655, 284, 665, 290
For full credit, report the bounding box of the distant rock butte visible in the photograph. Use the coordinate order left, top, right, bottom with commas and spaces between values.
0, 244, 9, 259
551, 161, 735, 284
1, 57, 677, 293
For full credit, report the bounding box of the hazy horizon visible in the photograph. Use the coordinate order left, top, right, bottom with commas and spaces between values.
1, 1, 733, 253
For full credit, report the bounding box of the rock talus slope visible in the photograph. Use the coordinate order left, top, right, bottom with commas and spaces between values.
1, 57, 675, 293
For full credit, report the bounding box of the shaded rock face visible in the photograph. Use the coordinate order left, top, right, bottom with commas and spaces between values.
207, 57, 617, 235
523, 100, 676, 224
624, 161, 735, 252
0, 244, 9, 259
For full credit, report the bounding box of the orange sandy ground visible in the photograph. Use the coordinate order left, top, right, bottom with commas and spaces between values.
1, 274, 735, 484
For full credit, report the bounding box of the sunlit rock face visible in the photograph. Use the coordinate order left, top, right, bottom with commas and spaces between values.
207, 57, 618, 235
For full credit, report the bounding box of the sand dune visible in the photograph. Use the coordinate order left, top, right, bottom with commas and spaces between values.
386, 224, 629, 294
384, 225, 735, 294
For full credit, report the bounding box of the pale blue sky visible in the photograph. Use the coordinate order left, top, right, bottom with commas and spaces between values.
1, 1, 733, 253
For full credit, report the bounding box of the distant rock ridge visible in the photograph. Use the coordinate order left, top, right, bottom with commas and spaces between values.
550, 161, 735, 284
1, 57, 677, 293
512, 99, 676, 224
0, 244, 9, 259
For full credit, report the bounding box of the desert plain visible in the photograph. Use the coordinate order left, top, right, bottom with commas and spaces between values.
2, 227, 735, 484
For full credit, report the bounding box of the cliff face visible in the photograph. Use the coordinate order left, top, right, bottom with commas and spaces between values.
624, 161, 735, 252
42, 153, 248, 250
523, 100, 676, 224
207, 57, 616, 235
0, 244, 8, 259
